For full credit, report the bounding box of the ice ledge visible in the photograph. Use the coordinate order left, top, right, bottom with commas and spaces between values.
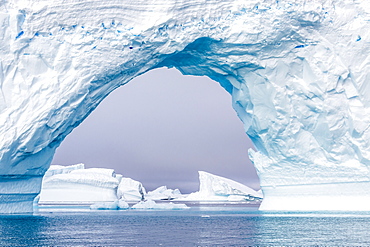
0, 175, 43, 214
260, 182, 370, 211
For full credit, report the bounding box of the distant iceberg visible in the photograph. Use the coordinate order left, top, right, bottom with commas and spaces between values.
39, 164, 146, 204
39, 164, 119, 203
132, 199, 189, 210
38, 165, 261, 208
90, 199, 129, 210
38, 164, 191, 211
184, 171, 262, 202
146, 186, 183, 200
117, 177, 146, 201
38, 164, 185, 205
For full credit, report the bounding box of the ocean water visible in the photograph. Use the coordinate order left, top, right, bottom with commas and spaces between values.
1, 205, 370, 246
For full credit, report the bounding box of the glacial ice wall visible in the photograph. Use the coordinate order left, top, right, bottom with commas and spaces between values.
1, 0, 370, 212
39, 165, 119, 203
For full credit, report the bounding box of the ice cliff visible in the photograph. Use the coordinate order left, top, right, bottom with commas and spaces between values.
1, 0, 370, 212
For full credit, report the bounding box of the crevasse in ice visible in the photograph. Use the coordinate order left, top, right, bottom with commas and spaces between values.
1, 0, 370, 212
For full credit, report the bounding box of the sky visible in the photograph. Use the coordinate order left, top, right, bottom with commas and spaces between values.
52, 67, 260, 193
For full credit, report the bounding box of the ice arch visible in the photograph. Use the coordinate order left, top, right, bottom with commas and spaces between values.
1, 0, 370, 213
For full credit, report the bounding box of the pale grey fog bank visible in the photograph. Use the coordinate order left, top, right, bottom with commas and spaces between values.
52, 68, 259, 193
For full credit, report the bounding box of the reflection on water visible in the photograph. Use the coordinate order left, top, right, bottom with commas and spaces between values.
1, 206, 370, 246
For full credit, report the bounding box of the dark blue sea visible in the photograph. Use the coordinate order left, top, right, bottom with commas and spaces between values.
1, 204, 370, 246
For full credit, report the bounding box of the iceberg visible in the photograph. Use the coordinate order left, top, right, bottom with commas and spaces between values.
146, 186, 183, 201
90, 199, 129, 210
185, 171, 262, 202
39, 164, 119, 203
90, 198, 189, 211
39, 164, 150, 207
131, 199, 189, 210
117, 177, 146, 202
40, 164, 150, 204
2, 0, 370, 212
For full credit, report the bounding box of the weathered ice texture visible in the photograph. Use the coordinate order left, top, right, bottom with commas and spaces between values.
1, 0, 370, 212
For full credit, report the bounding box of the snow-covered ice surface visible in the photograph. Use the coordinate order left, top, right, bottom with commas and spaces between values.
184, 171, 262, 202
2, 0, 370, 212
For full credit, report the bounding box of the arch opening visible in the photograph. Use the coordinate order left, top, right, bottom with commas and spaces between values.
51, 67, 260, 194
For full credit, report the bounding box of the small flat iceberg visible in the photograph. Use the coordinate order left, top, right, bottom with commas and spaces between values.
90, 199, 129, 210
132, 200, 189, 210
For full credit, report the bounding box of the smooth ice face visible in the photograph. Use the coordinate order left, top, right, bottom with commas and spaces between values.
2, 0, 370, 212
39, 165, 119, 203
